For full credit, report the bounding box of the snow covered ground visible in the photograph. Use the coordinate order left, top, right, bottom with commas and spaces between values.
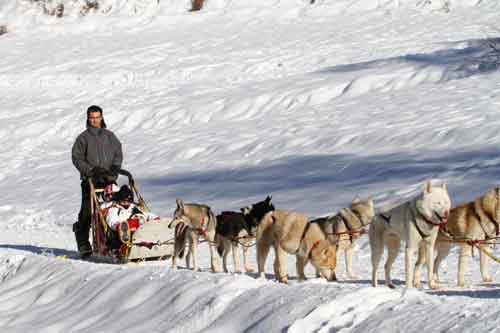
1, 0, 500, 331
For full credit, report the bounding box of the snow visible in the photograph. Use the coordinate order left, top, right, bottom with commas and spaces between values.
1, 0, 500, 331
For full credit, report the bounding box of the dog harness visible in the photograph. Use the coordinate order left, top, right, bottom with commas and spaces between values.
474, 206, 500, 240
411, 201, 449, 239
309, 240, 321, 260
315, 208, 367, 244
292, 222, 313, 256
195, 216, 207, 237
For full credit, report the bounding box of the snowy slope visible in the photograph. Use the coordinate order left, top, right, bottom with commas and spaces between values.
1, 0, 500, 331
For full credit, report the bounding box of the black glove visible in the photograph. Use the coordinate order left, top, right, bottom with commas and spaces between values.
90, 166, 109, 177
109, 165, 121, 177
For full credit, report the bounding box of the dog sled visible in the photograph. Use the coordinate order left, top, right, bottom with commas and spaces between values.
89, 169, 174, 263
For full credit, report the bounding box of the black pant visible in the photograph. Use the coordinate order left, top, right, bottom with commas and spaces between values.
74, 180, 92, 252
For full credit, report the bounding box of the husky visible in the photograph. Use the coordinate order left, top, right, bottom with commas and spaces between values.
168, 199, 221, 273
311, 197, 374, 279
415, 187, 500, 287
216, 196, 275, 273
369, 181, 450, 289
256, 209, 337, 283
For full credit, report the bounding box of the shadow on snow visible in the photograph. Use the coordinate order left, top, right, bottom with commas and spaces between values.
140, 146, 500, 214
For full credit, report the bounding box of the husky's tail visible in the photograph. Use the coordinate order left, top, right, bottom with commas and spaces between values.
210, 209, 225, 257
216, 234, 224, 257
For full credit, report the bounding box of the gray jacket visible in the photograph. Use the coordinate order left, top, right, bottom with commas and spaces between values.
72, 126, 123, 179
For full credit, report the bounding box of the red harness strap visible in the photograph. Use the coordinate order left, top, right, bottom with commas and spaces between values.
308, 240, 321, 259
197, 217, 207, 237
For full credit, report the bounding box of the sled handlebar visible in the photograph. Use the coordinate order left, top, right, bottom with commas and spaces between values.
116, 168, 135, 186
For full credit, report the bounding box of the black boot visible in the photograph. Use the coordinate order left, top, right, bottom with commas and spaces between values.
73, 222, 92, 258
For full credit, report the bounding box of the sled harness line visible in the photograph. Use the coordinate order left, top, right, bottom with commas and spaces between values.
231, 235, 256, 248
438, 232, 500, 260
326, 228, 366, 238
132, 238, 176, 249
473, 243, 500, 264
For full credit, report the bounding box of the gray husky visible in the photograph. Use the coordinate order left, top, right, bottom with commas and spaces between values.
311, 197, 375, 279
168, 198, 221, 273
369, 181, 451, 289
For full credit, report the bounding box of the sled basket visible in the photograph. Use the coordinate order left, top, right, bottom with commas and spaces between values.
89, 169, 174, 262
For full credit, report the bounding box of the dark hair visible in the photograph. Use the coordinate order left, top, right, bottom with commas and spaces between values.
86, 105, 107, 128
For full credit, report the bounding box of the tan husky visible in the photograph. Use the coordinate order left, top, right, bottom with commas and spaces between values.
311, 197, 375, 279
369, 181, 450, 289
415, 187, 500, 287
256, 209, 337, 283
168, 198, 221, 273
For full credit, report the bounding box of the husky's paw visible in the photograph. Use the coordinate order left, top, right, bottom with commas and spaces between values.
387, 283, 396, 289
245, 267, 255, 273
234, 269, 242, 274
413, 280, 421, 289
429, 280, 440, 290
483, 276, 493, 283
346, 273, 361, 280
297, 275, 307, 282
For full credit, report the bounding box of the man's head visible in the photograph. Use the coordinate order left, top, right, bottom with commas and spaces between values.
86, 105, 107, 128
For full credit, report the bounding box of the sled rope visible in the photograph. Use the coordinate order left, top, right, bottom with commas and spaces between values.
232, 235, 256, 248
133, 238, 176, 249
472, 242, 500, 264
325, 228, 366, 238
438, 232, 500, 260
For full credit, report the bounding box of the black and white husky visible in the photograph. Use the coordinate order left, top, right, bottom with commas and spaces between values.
216, 196, 275, 273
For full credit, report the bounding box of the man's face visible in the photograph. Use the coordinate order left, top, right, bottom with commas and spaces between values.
88, 111, 102, 128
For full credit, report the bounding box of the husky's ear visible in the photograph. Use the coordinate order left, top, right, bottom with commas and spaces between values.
425, 181, 432, 194
497, 187, 500, 197
266, 195, 272, 203
352, 195, 361, 204
176, 198, 185, 210
241, 206, 251, 215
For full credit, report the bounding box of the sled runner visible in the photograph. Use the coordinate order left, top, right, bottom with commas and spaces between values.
89, 169, 174, 263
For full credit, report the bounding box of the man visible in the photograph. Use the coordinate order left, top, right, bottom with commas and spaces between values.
72, 105, 123, 258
